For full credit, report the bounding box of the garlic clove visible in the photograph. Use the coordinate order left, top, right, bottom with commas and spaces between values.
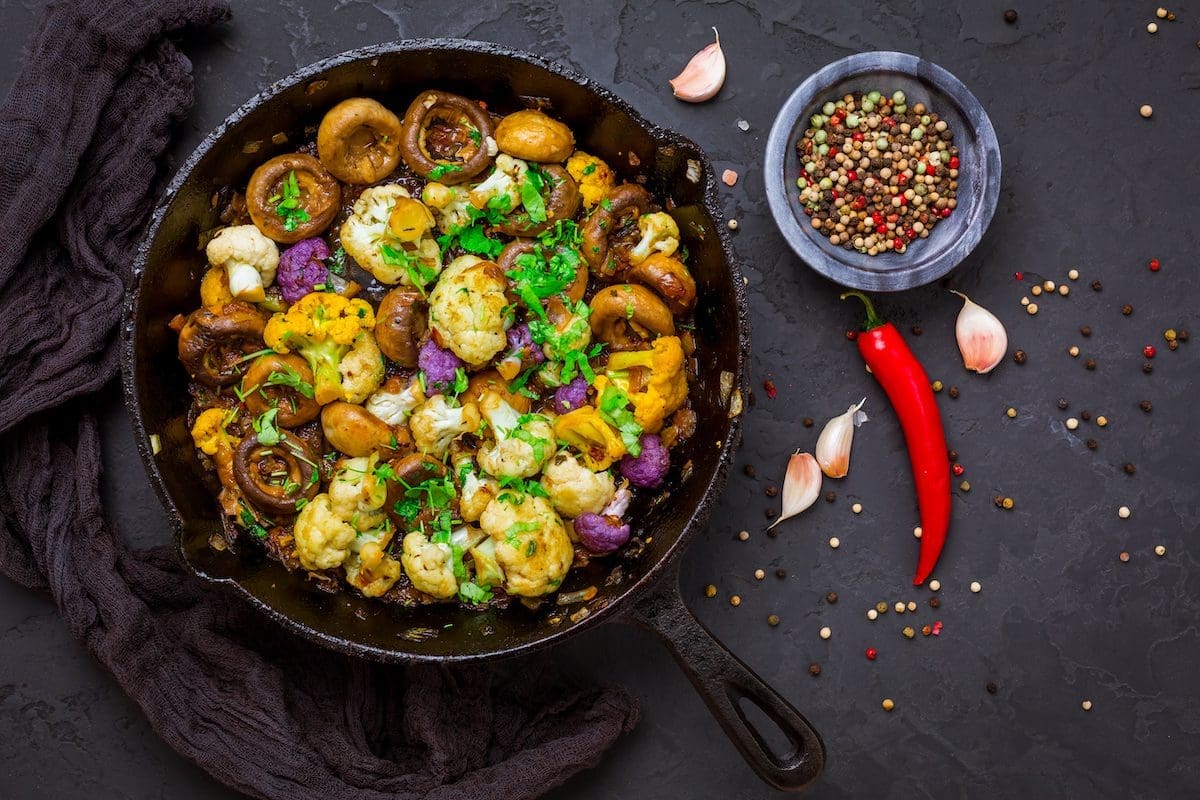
815, 398, 868, 478
669, 28, 726, 103
767, 450, 822, 529
227, 263, 265, 302
952, 291, 1007, 374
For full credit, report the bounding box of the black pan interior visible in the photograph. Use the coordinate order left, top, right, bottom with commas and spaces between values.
125, 41, 749, 661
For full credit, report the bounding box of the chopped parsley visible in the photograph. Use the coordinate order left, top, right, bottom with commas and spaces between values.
452, 367, 469, 397
498, 475, 549, 499
270, 170, 311, 232
428, 163, 464, 181
467, 128, 483, 145
252, 407, 282, 446
238, 505, 269, 539
519, 166, 549, 224
458, 580, 493, 604
265, 367, 314, 399
379, 243, 437, 293
504, 520, 542, 548
598, 384, 643, 456
581, 163, 597, 176
324, 245, 346, 276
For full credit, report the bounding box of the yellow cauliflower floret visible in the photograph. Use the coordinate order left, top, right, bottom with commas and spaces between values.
603, 335, 688, 433
552, 406, 627, 470
263, 293, 376, 404
629, 212, 680, 265
400, 531, 458, 599
479, 494, 573, 597
566, 151, 616, 209
293, 494, 357, 571
199, 266, 235, 309
205, 224, 279, 302
190, 408, 238, 456
428, 255, 509, 366
539, 452, 616, 518
340, 184, 442, 288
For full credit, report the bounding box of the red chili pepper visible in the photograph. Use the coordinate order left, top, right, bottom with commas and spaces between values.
842, 292, 952, 585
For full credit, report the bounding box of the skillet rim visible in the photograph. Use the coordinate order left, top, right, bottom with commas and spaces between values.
121, 38, 751, 663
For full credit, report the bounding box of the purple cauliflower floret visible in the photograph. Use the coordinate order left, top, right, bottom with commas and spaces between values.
506, 323, 545, 365
418, 339, 464, 394
277, 238, 330, 303
619, 433, 670, 488
553, 375, 589, 412
573, 512, 631, 554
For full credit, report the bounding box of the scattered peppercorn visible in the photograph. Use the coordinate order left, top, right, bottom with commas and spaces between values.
1148, 258, 1161, 272
738, 530, 750, 541
1123, 463, 1136, 475
1119, 551, 1130, 563
802, 417, 814, 427
1085, 358, 1096, 371
819, 626, 832, 640
743, 464, 757, 478
730, 595, 741, 607
1080, 410, 1091, 421
866, 647, 878, 660
1122, 303, 1133, 316
1004, 8, 1018, 23
705, 584, 718, 597
845, 330, 857, 341
763, 379, 777, 399
768, 614, 780, 627
948, 386, 960, 399
1013, 349, 1027, 364
776, 568, 787, 579
952, 463, 965, 476
1096, 415, 1108, 427
929, 596, 941, 609
1164, 329, 1177, 342
1139, 400, 1152, 413
1086, 439, 1098, 450
1057, 398, 1069, 410
1142, 362, 1154, 374
765, 485, 779, 497
825, 491, 837, 503
986, 682, 998, 695
1143, 345, 1156, 359
826, 591, 839, 604
1091, 280, 1103, 291
881, 698, 895, 712
993, 495, 1004, 508
1179, 329, 1190, 342
902, 626, 916, 639
1079, 325, 1092, 337
1140, 104, 1153, 119
948, 449, 959, 461
876, 601, 889, 614
1169, 340, 1179, 351
765, 508, 777, 519
932, 380, 944, 392
809, 663, 821, 677
911, 325, 923, 336
921, 624, 933, 636
1068, 345, 1080, 358
1002, 497, 1014, 510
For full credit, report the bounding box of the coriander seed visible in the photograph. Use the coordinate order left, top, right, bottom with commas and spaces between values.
705, 584, 717, 597
882, 698, 895, 712
970, 581, 982, 593
819, 626, 832, 640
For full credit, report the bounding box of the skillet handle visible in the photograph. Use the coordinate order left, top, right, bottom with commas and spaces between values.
628, 568, 826, 792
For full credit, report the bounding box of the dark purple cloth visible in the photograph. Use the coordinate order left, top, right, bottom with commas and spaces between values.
0, 2, 638, 798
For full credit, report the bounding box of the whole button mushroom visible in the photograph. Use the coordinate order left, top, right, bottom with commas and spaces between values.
625, 252, 697, 315
316, 97, 404, 184
588, 284, 676, 346
493, 109, 576, 163
582, 183, 655, 278
245, 153, 341, 243
176, 301, 267, 387
492, 165, 581, 238
232, 432, 322, 515
241, 352, 321, 426
320, 402, 398, 457
374, 288, 427, 368
399, 90, 495, 184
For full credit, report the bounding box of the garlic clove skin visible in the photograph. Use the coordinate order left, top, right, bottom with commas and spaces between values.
815, 398, 868, 478
952, 290, 1007, 374
669, 28, 726, 103
767, 450, 822, 529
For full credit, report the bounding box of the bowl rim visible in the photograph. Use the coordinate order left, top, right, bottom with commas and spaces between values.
763, 50, 1001, 292
120, 38, 751, 663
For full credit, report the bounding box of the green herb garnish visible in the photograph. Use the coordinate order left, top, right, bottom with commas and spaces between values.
271, 170, 311, 232
265, 367, 315, 399
252, 407, 283, 446
428, 163, 464, 181
598, 384, 643, 456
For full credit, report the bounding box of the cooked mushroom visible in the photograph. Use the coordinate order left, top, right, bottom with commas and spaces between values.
245, 153, 341, 243
177, 301, 267, 387
493, 165, 581, 238
581, 183, 655, 278
241, 353, 321, 426
399, 90, 495, 184
460, 369, 532, 414
316, 97, 404, 184
588, 284, 676, 346
374, 288, 427, 367
233, 432, 321, 515
383, 453, 447, 524
626, 252, 696, 315
497, 238, 587, 305
494, 109, 575, 163
321, 402, 398, 457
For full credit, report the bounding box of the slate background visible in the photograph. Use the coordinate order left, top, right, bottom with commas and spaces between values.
2, 1, 1198, 798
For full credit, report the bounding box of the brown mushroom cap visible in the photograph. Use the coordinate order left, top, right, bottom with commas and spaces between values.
383, 452, 448, 525
626, 253, 697, 315
245, 153, 341, 243
316, 97, 404, 184
177, 302, 267, 387
588, 284, 676, 346
581, 183, 655, 277
460, 369, 531, 413
493, 165, 581, 238
242, 353, 321, 426
374, 288, 427, 368
493, 109, 575, 163
232, 432, 320, 515
399, 90, 494, 184
321, 402, 396, 457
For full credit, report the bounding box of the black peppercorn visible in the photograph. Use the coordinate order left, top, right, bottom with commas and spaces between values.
1013, 349, 1027, 364
993, 495, 1004, 508
765, 485, 779, 498
1143, 362, 1154, 374
743, 464, 757, 478
809, 663, 821, 677
948, 386, 960, 399
1179, 329, 1190, 342
948, 449, 959, 461
1091, 280, 1103, 291
825, 491, 837, 503
802, 417, 814, 428
1122, 303, 1133, 316
765, 508, 777, 519
1057, 398, 1069, 410
986, 681, 999, 694
1085, 358, 1096, 370
826, 591, 838, 604
1139, 400, 1152, 413
776, 568, 787, 579
1123, 463, 1136, 475
1169, 340, 1179, 351
1003, 8, 1018, 23
1079, 325, 1092, 337
911, 325, 923, 336
1080, 410, 1091, 421
929, 597, 941, 609
1086, 439, 1098, 450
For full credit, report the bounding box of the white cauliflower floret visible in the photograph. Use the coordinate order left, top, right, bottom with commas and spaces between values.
467, 154, 528, 212
629, 211, 680, 265
460, 467, 499, 523
409, 394, 482, 458
293, 494, 357, 571
344, 523, 401, 597
421, 181, 474, 233
400, 531, 458, 599
205, 224, 279, 302
340, 184, 442, 287
479, 493, 573, 597
328, 455, 388, 531
476, 391, 556, 479
365, 375, 426, 426
428, 255, 510, 366
531, 302, 591, 361
540, 453, 616, 518
338, 331, 385, 404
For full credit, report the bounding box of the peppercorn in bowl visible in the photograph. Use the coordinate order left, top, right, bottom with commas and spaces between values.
765, 51, 1001, 291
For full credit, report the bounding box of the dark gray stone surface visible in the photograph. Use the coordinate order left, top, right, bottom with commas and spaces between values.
2, 1, 1197, 798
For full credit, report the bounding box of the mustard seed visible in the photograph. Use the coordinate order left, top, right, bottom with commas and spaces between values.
754, 569, 765, 580
705, 584, 717, 597
1164, 329, 1177, 342
1002, 497, 1014, 510
730, 595, 741, 607
932, 380, 944, 392
767, 614, 780, 626
960, 480, 971, 492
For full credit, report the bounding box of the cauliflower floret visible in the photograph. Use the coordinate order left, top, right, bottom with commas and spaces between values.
338, 330, 385, 404
294, 493, 357, 571
421, 181, 474, 233
530, 302, 591, 362
540, 452, 616, 518
476, 391, 556, 479
365, 375, 426, 426
552, 406, 628, 470
400, 531, 458, 599
344, 523, 401, 597
199, 266, 234, 309
468, 154, 528, 212
263, 293, 376, 405
205, 225, 280, 302
328, 454, 388, 531
479, 493, 573, 597
340, 184, 442, 288
409, 394, 482, 457
460, 467, 499, 523
428, 255, 510, 366
566, 151, 617, 209
603, 336, 688, 433
190, 408, 238, 456
629, 211, 680, 266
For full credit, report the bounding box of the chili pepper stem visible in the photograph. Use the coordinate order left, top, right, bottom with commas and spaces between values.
840, 290, 885, 330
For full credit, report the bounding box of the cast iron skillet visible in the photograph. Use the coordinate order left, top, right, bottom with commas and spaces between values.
122, 40, 825, 791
